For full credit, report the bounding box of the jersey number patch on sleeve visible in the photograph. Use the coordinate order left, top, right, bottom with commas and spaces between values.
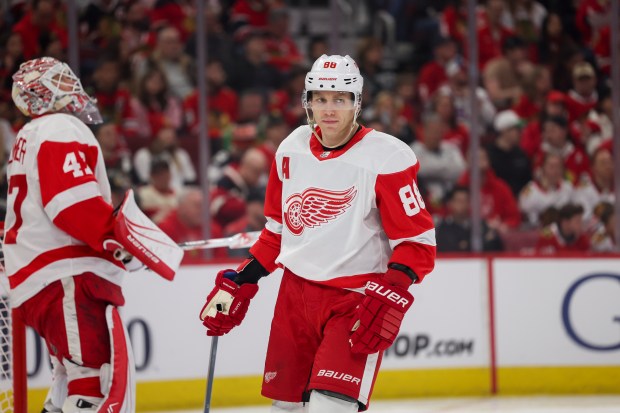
4, 174, 27, 244
398, 181, 426, 217
63, 151, 93, 178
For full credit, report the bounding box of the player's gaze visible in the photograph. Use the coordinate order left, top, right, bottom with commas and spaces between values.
307, 91, 356, 110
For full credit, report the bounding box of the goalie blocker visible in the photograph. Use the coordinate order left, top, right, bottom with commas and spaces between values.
104, 190, 184, 280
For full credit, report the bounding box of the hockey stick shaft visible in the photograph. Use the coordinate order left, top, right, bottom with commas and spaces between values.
179, 231, 261, 251
203, 336, 219, 413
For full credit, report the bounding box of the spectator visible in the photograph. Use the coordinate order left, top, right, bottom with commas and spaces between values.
520, 90, 568, 159
502, 0, 547, 61
217, 147, 268, 197
116, 2, 152, 64
306, 35, 328, 67
133, 126, 197, 191
395, 71, 418, 129
93, 122, 133, 184
483, 36, 530, 110
90, 59, 133, 127
566, 62, 598, 121
230, 0, 271, 30
0, 32, 25, 93
263, 7, 302, 73
136, 160, 178, 223
11, 0, 68, 59
519, 153, 573, 226
430, 92, 469, 154
575, 0, 610, 47
439, 60, 497, 132
158, 186, 227, 258
592, 25, 612, 77
209, 122, 258, 184
588, 90, 612, 149
537, 13, 583, 92
590, 202, 615, 252
487, 110, 531, 196
417, 36, 459, 102
363, 91, 415, 144
224, 190, 267, 257
512, 65, 551, 121
237, 89, 268, 124
477, 0, 515, 69
185, 4, 235, 70
357, 37, 392, 99
535, 115, 589, 184
269, 66, 307, 128
142, 25, 195, 100
227, 31, 281, 93
440, 0, 485, 50
149, 0, 193, 42
436, 186, 504, 252
211, 147, 268, 228
536, 203, 590, 253
412, 114, 466, 210
257, 114, 289, 167
572, 147, 614, 220
125, 66, 184, 148
183, 59, 238, 136
458, 146, 521, 232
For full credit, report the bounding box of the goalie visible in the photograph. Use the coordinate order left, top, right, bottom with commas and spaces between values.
4, 57, 182, 412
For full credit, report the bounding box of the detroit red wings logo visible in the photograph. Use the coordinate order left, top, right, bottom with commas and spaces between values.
283, 187, 357, 235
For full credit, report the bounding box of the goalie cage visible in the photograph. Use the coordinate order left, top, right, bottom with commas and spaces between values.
0, 276, 26, 413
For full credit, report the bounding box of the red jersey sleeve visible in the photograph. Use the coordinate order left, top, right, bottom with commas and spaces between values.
37, 140, 115, 251
249, 159, 282, 273
375, 153, 436, 282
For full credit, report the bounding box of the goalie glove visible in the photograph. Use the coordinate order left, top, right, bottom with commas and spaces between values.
199, 269, 259, 336
349, 265, 415, 354
105, 189, 183, 280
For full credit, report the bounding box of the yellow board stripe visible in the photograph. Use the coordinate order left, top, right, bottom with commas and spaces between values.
498, 366, 620, 394
26, 366, 620, 412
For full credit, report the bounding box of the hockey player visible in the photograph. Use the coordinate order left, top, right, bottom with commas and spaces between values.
200, 55, 436, 412
5, 57, 182, 412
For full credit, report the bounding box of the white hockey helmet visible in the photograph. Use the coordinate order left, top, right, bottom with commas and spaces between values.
302, 54, 363, 115
12, 57, 102, 124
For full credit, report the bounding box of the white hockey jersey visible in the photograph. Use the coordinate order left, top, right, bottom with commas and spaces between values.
250, 125, 436, 288
3, 114, 125, 307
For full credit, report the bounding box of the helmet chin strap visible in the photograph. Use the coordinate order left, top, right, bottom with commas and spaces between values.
305, 108, 360, 149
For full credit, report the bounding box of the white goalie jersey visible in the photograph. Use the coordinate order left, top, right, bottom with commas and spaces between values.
3, 113, 125, 307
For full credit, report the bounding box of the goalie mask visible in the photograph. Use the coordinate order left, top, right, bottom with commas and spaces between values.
302, 54, 363, 134
12, 57, 103, 124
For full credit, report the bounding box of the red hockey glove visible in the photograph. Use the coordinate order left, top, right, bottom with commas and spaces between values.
199, 270, 259, 336
350, 268, 414, 354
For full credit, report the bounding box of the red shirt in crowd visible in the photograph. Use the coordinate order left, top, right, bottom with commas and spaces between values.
12, 11, 68, 59
417, 61, 447, 101
536, 223, 590, 254
158, 211, 227, 258
458, 169, 521, 229
183, 87, 239, 135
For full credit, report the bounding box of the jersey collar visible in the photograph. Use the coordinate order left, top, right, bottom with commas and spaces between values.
309, 125, 373, 161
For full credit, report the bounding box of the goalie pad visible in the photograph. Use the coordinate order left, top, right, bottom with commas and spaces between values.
113, 189, 183, 280
60, 306, 135, 413
96, 306, 135, 413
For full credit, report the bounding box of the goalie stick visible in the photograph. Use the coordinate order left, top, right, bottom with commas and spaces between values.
179, 231, 261, 251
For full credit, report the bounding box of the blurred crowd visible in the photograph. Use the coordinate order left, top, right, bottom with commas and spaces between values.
0, 0, 617, 256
